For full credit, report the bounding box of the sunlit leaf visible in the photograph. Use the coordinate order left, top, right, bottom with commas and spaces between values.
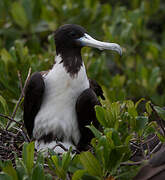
72, 169, 87, 180
51, 155, 66, 180
95, 105, 108, 127
80, 151, 102, 177
61, 148, 72, 171
22, 142, 35, 175
0, 95, 9, 114
11, 2, 28, 28
87, 124, 102, 138
2, 161, 18, 180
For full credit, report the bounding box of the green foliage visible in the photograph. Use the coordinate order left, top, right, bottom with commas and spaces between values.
90, 100, 153, 179
1, 100, 157, 179
1, 0, 165, 179
80, 151, 103, 178
1, 0, 165, 113
153, 105, 165, 121
0, 142, 52, 180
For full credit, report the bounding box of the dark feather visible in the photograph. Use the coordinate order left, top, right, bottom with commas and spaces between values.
76, 88, 100, 151
23, 72, 45, 138
89, 79, 105, 100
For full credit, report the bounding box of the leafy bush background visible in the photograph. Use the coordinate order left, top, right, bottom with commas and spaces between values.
0, 0, 165, 179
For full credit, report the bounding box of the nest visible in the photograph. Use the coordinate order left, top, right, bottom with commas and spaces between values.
0, 69, 31, 163
0, 126, 26, 162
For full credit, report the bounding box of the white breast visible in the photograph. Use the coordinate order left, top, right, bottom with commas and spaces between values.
33, 55, 89, 153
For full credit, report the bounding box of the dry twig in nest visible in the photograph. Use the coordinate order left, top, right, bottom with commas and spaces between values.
0, 68, 32, 162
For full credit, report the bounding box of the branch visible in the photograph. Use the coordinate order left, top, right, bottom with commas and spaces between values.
12, 126, 30, 142
150, 141, 162, 154
120, 161, 143, 166
0, 128, 17, 138
150, 103, 165, 136
6, 68, 31, 130
17, 70, 24, 96
0, 113, 22, 126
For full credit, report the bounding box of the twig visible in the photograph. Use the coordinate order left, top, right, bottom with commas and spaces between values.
147, 142, 151, 159
0, 113, 22, 126
130, 141, 141, 150
0, 129, 17, 137
142, 134, 157, 145
129, 149, 138, 159
150, 103, 165, 136
120, 161, 143, 166
140, 136, 147, 160
6, 68, 31, 130
17, 70, 24, 96
150, 141, 162, 154
0, 145, 10, 151
12, 126, 30, 142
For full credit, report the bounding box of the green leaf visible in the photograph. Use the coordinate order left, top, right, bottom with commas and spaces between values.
0, 160, 4, 169
72, 169, 87, 180
61, 148, 72, 171
80, 151, 102, 177
0, 173, 12, 180
145, 101, 152, 115
22, 142, 35, 175
95, 106, 108, 127
3, 161, 18, 180
48, 34, 55, 52
0, 49, 12, 65
15, 158, 27, 179
45, 174, 52, 180
81, 174, 100, 180
126, 100, 138, 117
135, 98, 145, 109
51, 155, 66, 180
149, 67, 161, 90
22, 0, 33, 23
0, 95, 9, 114
32, 164, 44, 180
36, 152, 44, 165
153, 106, 165, 121
135, 116, 148, 131
111, 130, 121, 146
96, 135, 111, 170
156, 132, 165, 142
32, 0, 42, 22
86, 124, 102, 138
11, 2, 28, 29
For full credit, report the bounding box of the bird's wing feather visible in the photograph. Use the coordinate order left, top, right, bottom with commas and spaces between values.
89, 79, 105, 100
76, 88, 101, 151
23, 72, 45, 138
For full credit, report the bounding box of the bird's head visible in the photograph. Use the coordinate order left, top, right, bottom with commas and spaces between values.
54, 24, 122, 56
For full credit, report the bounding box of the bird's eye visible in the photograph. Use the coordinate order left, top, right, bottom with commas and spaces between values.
69, 31, 77, 38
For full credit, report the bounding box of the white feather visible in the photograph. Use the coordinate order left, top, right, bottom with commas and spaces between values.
33, 55, 89, 152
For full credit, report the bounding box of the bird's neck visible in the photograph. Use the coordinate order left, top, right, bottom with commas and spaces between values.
56, 48, 83, 78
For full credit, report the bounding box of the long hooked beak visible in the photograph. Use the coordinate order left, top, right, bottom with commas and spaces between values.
77, 33, 122, 56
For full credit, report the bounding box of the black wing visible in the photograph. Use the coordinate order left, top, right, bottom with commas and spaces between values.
76, 88, 101, 151
89, 79, 105, 100
23, 72, 45, 138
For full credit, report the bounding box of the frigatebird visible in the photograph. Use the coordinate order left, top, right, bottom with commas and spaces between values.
23, 24, 122, 154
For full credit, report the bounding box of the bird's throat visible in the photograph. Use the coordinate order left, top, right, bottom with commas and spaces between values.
58, 48, 83, 78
